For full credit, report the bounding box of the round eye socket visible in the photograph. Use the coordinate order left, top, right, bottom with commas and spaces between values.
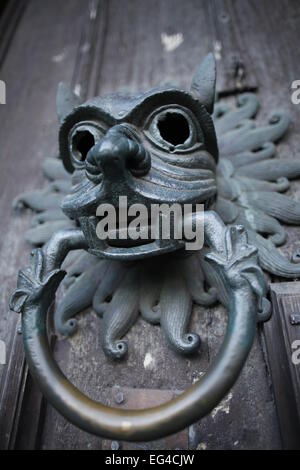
72, 129, 95, 161
157, 112, 190, 146
69, 123, 103, 168
146, 108, 201, 152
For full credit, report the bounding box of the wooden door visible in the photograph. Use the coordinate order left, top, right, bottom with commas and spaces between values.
1, 0, 300, 450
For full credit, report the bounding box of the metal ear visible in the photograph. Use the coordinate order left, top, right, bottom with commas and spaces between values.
191, 53, 216, 114
56, 82, 83, 123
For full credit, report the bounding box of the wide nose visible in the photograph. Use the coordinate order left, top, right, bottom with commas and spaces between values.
85, 124, 151, 182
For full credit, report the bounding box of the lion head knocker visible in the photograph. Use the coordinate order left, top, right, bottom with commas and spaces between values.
10, 53, 300, 440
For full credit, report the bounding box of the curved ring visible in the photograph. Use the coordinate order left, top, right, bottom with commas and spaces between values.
22, 280, 256, 441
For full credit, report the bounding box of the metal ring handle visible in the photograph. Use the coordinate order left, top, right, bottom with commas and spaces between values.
12, 221, 265, 441
22, 282, 256, 441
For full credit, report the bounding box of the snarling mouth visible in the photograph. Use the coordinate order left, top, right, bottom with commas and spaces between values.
77, 199, 207, 260
78, 213, 185, 260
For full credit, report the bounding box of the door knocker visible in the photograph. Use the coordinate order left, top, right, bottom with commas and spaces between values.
10, 54, 300, 441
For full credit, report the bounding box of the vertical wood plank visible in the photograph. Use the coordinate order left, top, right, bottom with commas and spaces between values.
3, 0, 300, 450
208, 0, 259, 95
0, 0, 88, 449
0, 0, 27, 69
264, 282, 300, 449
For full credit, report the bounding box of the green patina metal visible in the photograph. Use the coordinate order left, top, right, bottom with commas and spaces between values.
10, 53, 300, 439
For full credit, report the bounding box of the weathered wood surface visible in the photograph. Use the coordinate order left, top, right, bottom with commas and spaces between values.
0, 0, 26, 70
1, 0, 300, 449
0, 0, 88, 448
264, 283, 300, 450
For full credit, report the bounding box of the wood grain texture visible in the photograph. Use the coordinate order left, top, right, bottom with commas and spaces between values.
0, 0, 87, 449
207, 0, 259, 94
0, 0, 27, 70
264, 282, 300, 450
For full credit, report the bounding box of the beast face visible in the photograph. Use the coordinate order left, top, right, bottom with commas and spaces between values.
58, 54, 218, 260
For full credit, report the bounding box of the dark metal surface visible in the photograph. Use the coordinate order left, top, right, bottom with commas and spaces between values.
290, 314, 300, 326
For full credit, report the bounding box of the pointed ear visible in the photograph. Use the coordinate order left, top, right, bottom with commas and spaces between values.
191, 53, 216, 114
56, 82, 83, 123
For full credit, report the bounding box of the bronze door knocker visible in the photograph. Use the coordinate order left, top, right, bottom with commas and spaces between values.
10, 54, 300, 440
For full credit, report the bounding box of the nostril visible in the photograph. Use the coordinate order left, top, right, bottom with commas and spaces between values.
126, 146, 151, 177
86, 125, 151, 179
127, 139, 139, 156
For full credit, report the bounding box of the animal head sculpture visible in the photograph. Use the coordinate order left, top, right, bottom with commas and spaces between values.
58, 54, 218, 258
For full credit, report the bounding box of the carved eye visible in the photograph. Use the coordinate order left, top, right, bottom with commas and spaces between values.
145, 107, 202, 152
69, 123, 104, 168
